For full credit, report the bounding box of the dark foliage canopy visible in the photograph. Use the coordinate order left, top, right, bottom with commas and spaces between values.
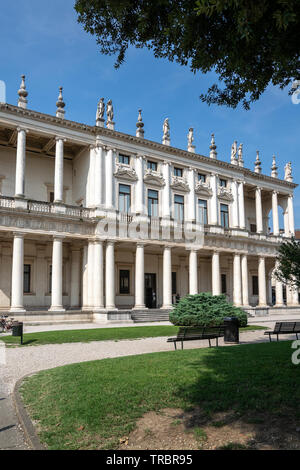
169, 293, 248, 327
75, 0, 300, 109
275, 237, 300, 288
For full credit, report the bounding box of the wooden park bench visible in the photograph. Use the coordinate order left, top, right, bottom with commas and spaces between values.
167, 326, 225, 350
264, 321, 300, 342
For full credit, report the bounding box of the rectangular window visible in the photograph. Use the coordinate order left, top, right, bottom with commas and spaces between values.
220, 204, 229, 228
119, 154, 130, 165
172, 272, 177, 296
220, 179, 227, 187
252, 276, 259, 296
24, 264, 31, 294
49, 191, 54, 203
198, 173, 206, 183
147, 160, 157, 171
221, 274, 227, 294
49, 265, 52, 294
148, 189, 159, 217
198, 199, 208, 225
120, 270, 130, 294
250, 224, 257, 233
119, 184, 131, 213
174, 167, 183, 177
174, 194, 184, 221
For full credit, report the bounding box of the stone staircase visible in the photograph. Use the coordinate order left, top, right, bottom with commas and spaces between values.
131, 309, 171, 323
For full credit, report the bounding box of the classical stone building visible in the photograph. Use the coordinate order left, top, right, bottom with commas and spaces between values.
0, 76, 298, 323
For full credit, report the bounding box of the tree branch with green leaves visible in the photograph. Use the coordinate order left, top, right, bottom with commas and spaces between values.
74, 0, 300, 109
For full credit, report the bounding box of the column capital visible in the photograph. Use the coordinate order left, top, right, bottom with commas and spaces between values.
12, 231, 26, 238
106, 240, 115, 247
16, 126, 28, 134
163, 160, 171, 166
106, 146, 117, 153
55, 136, 67, 143
53, 235, 65, 241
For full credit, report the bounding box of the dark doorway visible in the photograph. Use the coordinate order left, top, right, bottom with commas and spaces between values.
145, 273, 157, 308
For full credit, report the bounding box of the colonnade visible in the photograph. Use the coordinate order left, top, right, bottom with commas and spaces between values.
10, 235, 299, 313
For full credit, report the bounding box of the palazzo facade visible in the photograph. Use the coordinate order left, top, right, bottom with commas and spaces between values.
0, 77, 298, 322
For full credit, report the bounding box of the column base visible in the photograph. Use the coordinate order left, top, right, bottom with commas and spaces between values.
132, 306, 148, 311
48, 307, 66, 313
10, 307, 26, 314
93, 307, 106, 313
106, 307, 118, 312
161, 305, 173, 310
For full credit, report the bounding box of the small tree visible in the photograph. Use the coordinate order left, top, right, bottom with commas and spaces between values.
275, 237, 300, 288
169, 293, 248, 327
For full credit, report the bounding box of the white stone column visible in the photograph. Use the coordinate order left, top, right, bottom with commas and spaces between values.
105, 147, 115, 210
231, 180, 239, 228
188, 168, 196, 222
105, 241, 116, 310
284, 208, 290, 237
258, 256, 267, 306
15, 128, 27, 198
288, 195, 295, 236
87, 240, 94, 308
49, 236, 65, 312
238, 181, 246, 229
93, 240, 104, 310
255, 187, 263, 234
272, 191, 280, 236
162, 161, 171, 219
134, 243, 146, 309
241, 254, 249, 306
161, 246, 172, 309
82, 245, 88, 310
10, 233, 26, 313
70, 248, 81, 308
233, 253, 242, 306
275, 279, 284, 306
94, 145, 103, 207
135, 155, 145, 215
212, 251, 221, 295
210, 173, 219, 225
189, 250, 198, 295
54, 137, 65, 203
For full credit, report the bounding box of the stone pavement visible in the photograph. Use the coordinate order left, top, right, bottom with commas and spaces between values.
0, 377, 28, 450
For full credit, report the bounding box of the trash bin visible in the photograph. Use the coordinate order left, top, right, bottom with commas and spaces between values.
223, 317, 239, 344
12, 321, 23, 344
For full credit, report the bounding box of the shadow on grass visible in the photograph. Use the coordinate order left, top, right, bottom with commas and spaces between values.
173, 342, 300, 449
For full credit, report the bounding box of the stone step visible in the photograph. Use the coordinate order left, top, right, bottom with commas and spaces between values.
131, 310, 171, 323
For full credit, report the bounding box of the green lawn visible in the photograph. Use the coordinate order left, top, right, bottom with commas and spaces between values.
19, 340, 298, 450
0, 325, 266, 347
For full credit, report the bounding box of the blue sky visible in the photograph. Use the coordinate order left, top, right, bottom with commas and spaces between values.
1, 0, 299, 226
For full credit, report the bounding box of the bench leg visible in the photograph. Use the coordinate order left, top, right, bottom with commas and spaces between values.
216, 337, 218, 347
208, 338, 211, 348
174, 342, 177, 351
277, 334, 279, 342
269, 335, 272, 343
296, 333, 299, 341
181, 341, 184, 350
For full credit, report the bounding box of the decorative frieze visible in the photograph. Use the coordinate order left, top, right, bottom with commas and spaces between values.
171, 175, 190, 192
114, 163, 138, 181
144, 168, 165, 187
218, 186, 233, 201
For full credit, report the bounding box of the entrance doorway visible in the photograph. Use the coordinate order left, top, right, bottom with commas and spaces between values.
145, 273, 157, 308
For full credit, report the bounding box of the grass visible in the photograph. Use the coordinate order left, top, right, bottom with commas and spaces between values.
20, 340, 299, 450
0, 325, 266, 347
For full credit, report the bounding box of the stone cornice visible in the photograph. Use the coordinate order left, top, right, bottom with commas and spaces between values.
0, 103, 297, 191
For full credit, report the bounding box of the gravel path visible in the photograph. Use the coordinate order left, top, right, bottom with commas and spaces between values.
0, 328, 275, 396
